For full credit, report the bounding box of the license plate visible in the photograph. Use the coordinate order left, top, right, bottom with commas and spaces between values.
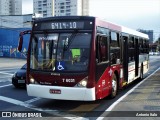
18, 80, 25, 83
49, 89, 61, 94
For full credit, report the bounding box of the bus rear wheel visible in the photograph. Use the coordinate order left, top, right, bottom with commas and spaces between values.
110, 74, 118, 98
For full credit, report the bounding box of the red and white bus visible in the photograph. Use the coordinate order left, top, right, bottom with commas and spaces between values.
18, 16, 149, 101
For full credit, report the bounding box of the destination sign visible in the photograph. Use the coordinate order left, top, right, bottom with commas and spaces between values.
51, 22, 84, 29
34, 21, 93, 30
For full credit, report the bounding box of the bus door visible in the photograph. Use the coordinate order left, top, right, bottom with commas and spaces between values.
135, 38, 139, 77
96, 34, 109, 98
122, 36, 129, 82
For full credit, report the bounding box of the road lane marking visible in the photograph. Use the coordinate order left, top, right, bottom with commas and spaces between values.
0, 71, 13, 76
0, 95, 88, 120
0, 73, 88, 119
97, 67, 160, 120
0, 76, 11, 79
0, 71, 15, 74
0, 96, 30, 107
24, 97, 41, 104
0, 68, 18, 71
0, 84, 12, 88
0, 95, 57, 112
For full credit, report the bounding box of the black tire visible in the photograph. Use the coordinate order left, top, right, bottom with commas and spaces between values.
110, 74, 118, 98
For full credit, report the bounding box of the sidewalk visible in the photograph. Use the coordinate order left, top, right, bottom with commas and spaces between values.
100, 68, 160, 120
114, 68, 160, 111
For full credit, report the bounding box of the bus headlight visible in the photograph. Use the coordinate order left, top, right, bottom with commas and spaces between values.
77, 77, 88, 87
30, 78, 38, 84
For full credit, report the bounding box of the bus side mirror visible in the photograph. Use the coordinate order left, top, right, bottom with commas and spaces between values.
18, 35, 23, 52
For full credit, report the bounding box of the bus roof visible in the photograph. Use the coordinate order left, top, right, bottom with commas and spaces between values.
34, 16, 95, 22
121, 26, 149, 39
96, 17, 149, 39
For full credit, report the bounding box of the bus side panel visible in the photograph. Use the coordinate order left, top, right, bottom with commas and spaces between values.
139, 54, 149, 74
143, 60, 149, 74
87, 19, 96, 88
96, 65, 121, 100
96, 66, 111, 100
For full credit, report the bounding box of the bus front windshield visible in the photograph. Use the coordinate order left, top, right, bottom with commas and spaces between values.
30, 33, 91, 72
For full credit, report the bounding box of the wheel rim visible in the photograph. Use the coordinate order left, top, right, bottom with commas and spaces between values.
112, 79, 117, 94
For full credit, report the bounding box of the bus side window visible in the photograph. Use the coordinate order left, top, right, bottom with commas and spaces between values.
110, 31, 120, 65
96, 36, 108, 63
110, 32, 119, 47
146, 40, 149, 53
128, 36, 135, 62
143, 39, 149, 53
139, 38, 143, 54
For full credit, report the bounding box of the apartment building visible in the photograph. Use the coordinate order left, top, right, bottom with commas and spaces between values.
82, 0, 89, 16
54, 0, 89, 16
0, 0, 22, 15
33, 0, 54, 17
0, 0, 10, 15
11, 0, 22, 15
33, 0, 89, 17
138, 29, 154, 43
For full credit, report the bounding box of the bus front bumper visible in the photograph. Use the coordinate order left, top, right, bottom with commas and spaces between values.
27, 84, 96, 101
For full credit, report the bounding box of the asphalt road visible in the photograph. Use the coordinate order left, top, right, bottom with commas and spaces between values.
0, 56, 160, 120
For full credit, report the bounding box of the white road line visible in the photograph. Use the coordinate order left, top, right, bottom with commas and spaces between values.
0, 84, 12, 88
24, 97, 41, 104
0, 95, 57, 112
0, 77, 11, 79
0, 95, 88, 120
0, 71, 13, 76
0, 67, 20, 70
24, 97, 89, 119
0, 96, 30, 107
0, 72, 88, 119
0, 70, 15, 73
0, 96, 33, 108
97, 67, 160, 120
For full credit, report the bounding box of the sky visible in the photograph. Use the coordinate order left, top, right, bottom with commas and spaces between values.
23, 0, 160, 40
22, 0, 33, 15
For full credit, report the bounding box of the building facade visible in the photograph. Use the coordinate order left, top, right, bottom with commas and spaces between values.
0, 0, 10, 15
54, 0, 89, 16
138, 29, 154, 43
33, 0, 89, 17
33, 0, 54, 17
11, 0, 22, 15
0, 0, 22, 15
82, 0, 89, 16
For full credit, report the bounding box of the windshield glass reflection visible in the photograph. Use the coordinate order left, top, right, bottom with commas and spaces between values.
30, 33, 91, 72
